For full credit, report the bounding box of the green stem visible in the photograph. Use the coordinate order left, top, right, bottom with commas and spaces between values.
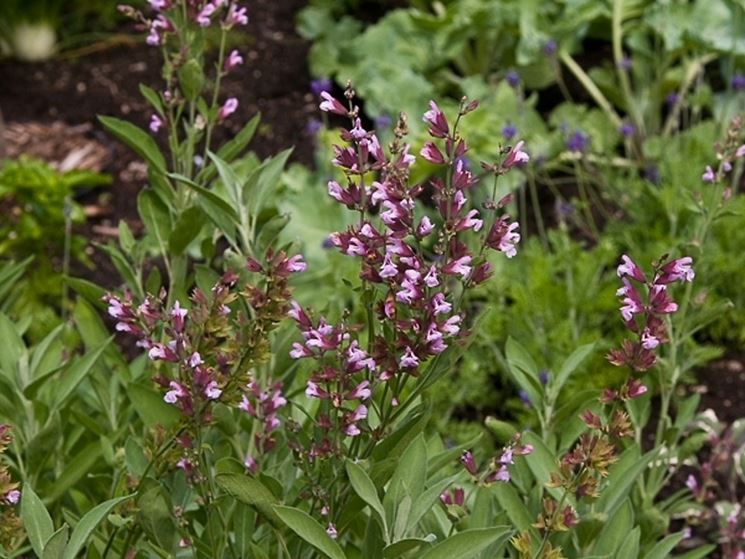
560, 51, 623, 129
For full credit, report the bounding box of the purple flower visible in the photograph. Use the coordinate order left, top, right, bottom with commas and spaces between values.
656, 256, 695, 284
310, 77, 332, 97
319, 91, 347, 116
539, 370, 550, 385
375, 113, 392, 129
326, 523, 338, 539
543, 39, 558, 56
149, 114, 164, 133
518, 389, 531, 406
565, 130, 589, 153
305, 118, 322, 136
196, 2, 216, 26
665, 92, 679, 107
421, 141, 446, 164
4, 489, 20, 504
225, 49, 243, 72
460, 450, 478, 475
423, 100, 449, 138
399, 346, 420, 368
227, 5, 248, 26
644, 164, 661, 185
218, 98, 239, 122
617, 255, 647, 283
732, 73, 745, 91
619, 121, 635, 138
618, 56, 632, 71
505, 70, 520, 88
701, 166, 715, 183
503, 140, 530, 168
501, 123, 517, 140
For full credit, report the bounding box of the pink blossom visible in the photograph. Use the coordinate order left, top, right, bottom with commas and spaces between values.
225, 49, 243, 72
423, 266, 439, 287
737, 144, 745, 158
431, 293, 452, 315
319, 91, 347, 115
326, 523, 338, 539
204, 381, 222, 400
4, 489, 20, 504
701, 165, 715, 183
227, 5, 248, 26
616, 254, 647, 283
170, 300, 188, 332
348, 381, 371, 400
443, 255, 472, 278
502, 141, 530, 169
417, 216, 434, 237
218, 98, 239, 121
149, 114, 164, 133
641, 329, 659, 349
196, 2, 216, 26
656, 256, 694, 284
423, 100, 449, 138
421, 141, 446, 164
188, 352, 203, 368
399, 346, 420, 368
164, 381, 186, 404
460, 450, 478, 475
379, 254, 398, 278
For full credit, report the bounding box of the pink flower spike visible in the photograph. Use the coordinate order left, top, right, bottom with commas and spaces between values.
503, 141, 530, 169
149, 114, 164, 133
319, 91, 347, 115
701, 165, 715, 183
225, 49, 243, 72
218, 98, 239, 122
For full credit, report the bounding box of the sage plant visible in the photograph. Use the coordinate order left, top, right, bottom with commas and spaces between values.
0, 425, 22, 552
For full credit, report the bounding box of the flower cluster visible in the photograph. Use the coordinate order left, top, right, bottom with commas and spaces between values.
138, 0, 248, 46
105, 251, 304, 469
0, 425, 22, 551
701, 115, 745, 185
606, 254, 694, 384
460, 437, 533, 485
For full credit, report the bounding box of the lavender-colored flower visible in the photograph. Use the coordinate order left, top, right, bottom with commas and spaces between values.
518, 389, 531, 406
505, 70, 520, 88
149, 114, 164, 133
226, 5, 248, 26
225, 49, 243, 72
374, 113, 392, 129
501, 123, 517, 140
543, 39, 558, 56
619, 121, 635, 138
701, 165, 715, 183
326, 523, 338, 539
644, 164, 661, 185
196, 2, 216, 26
503, 140, 530, 168
423, 100, 449, 138
319, 91, 347, 116
539, 370, 550, 385
305, 118, 322, 136
565, 130, 589, 153
310, 77, 332, 97
732, 73, 745, 91
218, 98, 239, 121
665, 92, 679, 107
618, 56, 632, 71
4, 489, 20, 504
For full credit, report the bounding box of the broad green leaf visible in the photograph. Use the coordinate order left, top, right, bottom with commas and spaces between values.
63, 496, 132, 559
521, 431, 560, 497
244, 148, 293, 215
642, 531, 686, 559
0, 313, 24, 382
208, 151, 243, 209
46, 441, 103, 503
126, 383, 181, 428
178, 59, 204, 102
29, 324, 64, 380
593, 499, 634, 556
168, 206, 206, 255
169, 173, 239, 247
98, 116, 167, 173
676, 545, 717, 559
272, 505, 347, 559
346, 460, 388, 540
417, 527, 511, 559
383, 537, 433, 558
595, 447, 656, 515
139, 84, 164, 115
384, 434, 427, 525
137, 480, 176, 550
216, 473, 282, 528
42, 525, 69, 559
550, 342, 595, 399
21, 485, 54, 558
614, 526, 640, 559
492, 483, 532, 531
52, 338, 112, 410
196, 114, 261, 183
505, 337, 542, 407
138, 189, 172, 248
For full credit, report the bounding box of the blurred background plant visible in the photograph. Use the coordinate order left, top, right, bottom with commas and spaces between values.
0, 157, 109, 340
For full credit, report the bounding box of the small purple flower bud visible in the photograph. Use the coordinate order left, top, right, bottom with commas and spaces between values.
501, 123, 517, 140
460, 450, 478, 475
149, 114, 164, 133
421, 141, 446, 164
618, 56, 632, 71
701, 165, 715, 183
732, 73, 745, 91
565, 130, 589, 153
539, 370, 549, 385
619, 121, 635, 138
374, 113, 392, 129
423, 100, 449, 138
196, 2, 216, 27
665, 92, 679, 107
685, 474, 698, 493
310, 77, 333, 97
644, 164, 661, 185
505, 70, 520, 88
305, 118, 322, 136
518, 389, 531, 406
543, 39, 558, 56
4, 489, 20, 504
